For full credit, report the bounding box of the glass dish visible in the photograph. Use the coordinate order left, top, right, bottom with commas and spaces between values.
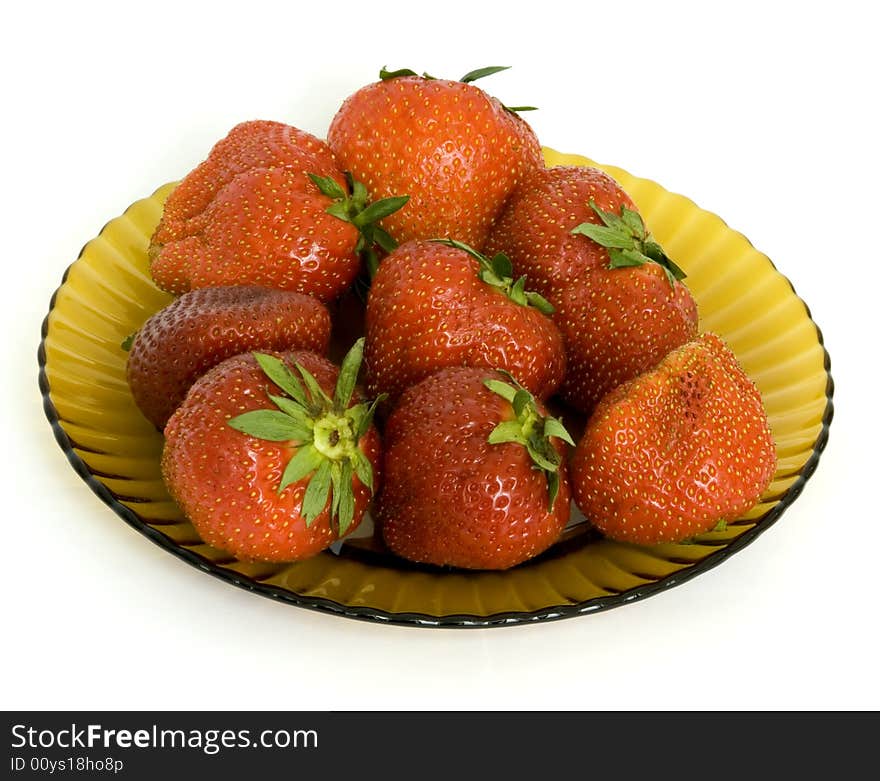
38, 148, 833, 627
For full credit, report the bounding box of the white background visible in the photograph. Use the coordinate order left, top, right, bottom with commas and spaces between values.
3, 0, 877, 710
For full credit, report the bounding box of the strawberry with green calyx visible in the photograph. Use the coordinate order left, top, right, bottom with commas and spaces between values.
327, 66, 543, 252
162, 338, 383, 562
556, 200, 699, 415
571, 332, 777, 545
377, 366, 573, 571
484, 165, 639, 307
150, 120, 408, 301
126, 285, 331, 430
364, 239, 566, 402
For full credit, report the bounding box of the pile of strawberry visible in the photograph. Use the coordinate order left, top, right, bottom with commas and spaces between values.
125, 67, 777, 570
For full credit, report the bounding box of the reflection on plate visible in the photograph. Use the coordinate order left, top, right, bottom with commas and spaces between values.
38, 149, 833, 627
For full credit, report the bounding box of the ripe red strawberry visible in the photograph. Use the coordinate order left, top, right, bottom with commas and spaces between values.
571, 332, 777, 545
555, 201, 698, 414
151, 120, 341, 248
377, 367, 573, 570
149, 120, 407, 300
327, 66, 543, 252
162, 339, 382, 563
125, 285, 331, 429
364, 239, 565, 401
484, 165, 638, 307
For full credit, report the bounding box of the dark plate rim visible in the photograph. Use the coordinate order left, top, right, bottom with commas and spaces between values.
37, 181, 835, 629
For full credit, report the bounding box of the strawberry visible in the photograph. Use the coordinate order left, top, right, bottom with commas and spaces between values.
149, 120, 407, 300
364, 238, 565, 401
555, 201, 699, 414
125, 285, 331, 429
484, 165, 639, 307
151, 120, 341, 248
162, 339, 383, 563
570, 332, 777, 545
377, 367, 573, 570
327, 66, 543, 252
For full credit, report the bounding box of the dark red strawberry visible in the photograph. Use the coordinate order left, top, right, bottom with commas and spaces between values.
484, 165, 638, 307
377, 367, 573, 570
327, 66, 543, 252
162, 339, 382, 563
125, 285, 330, 429
364, 239, 565, 401
149, 120, 407, 300
571, 332, 777, 545
555, 201, 699, 414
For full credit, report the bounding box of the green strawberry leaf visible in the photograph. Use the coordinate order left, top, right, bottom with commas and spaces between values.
608, 248, 653, 269
460, 65, 510, 83
483, 378, 518, 403
487, 419, 528, 446
334, 338, 364, 409
227, 409, 311, 442
620, 205, 647, 236
301, 459, 332, 525
543, 416, 575, 447
120, 332, 137, 351
571, 221, 635, 249
525, 290, 554, 315
590, 201, 628, 231
503, 105, 538, 113
351, 447, 375, 494
526, 437, 560, 473
512, 388, 531, 418
380, 66, 420, 80
308, 172, 347, 200
373, 225, 399, 254
352, 195, 410, 228
279, 444, 323, 493
351, 178, 369, 207
490, 252, 513, 280
507, 276, 528, 307
295, 361, 333, 408
253, 353, 308, 407
268, 395, 313, 432
335, 459, 356, 535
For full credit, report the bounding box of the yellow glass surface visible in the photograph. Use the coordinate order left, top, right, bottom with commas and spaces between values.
39, 151, 832, 626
